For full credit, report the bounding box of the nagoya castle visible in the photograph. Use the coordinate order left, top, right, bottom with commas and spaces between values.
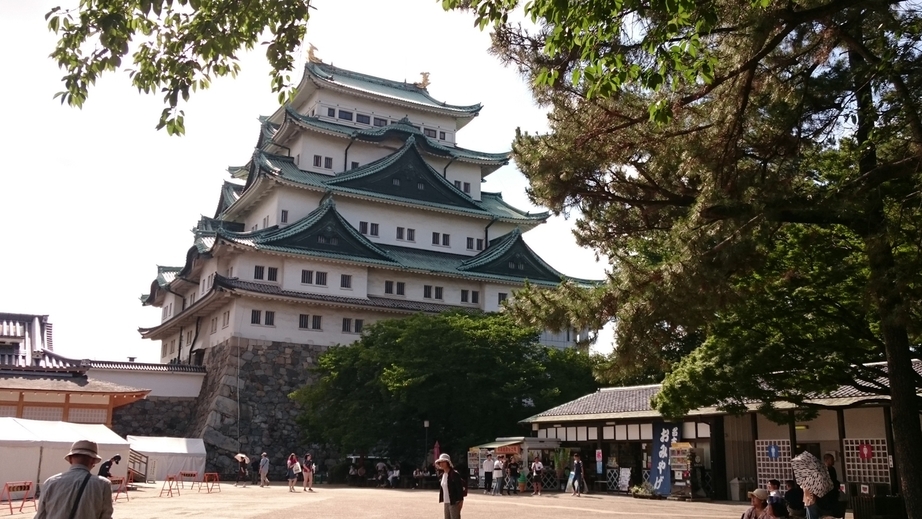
138, 56, 586, 471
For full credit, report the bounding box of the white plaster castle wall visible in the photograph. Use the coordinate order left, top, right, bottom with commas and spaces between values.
91, 369, 205, 397
275, 188, 324, 226
333, 196, 494, 255
302, 90, 460, 137
366, 269, 485, 309
242, 188, 280, 231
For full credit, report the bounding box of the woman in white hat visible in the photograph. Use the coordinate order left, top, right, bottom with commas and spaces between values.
435, 454, 464, 519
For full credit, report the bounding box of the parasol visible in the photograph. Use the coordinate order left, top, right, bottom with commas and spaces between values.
791, 451, 832, 497
235, 453, 250, 464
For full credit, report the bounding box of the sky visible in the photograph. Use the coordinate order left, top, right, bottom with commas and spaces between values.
0, 0, 612, 363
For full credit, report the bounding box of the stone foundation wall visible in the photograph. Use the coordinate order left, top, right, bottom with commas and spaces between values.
111, 396, 197, 438
112, 338, 332, 480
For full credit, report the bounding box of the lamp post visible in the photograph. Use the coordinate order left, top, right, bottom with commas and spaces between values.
424, 420, 430, 467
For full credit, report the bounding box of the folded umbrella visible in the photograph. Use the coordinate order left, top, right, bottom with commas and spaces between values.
791, 451, 832, 497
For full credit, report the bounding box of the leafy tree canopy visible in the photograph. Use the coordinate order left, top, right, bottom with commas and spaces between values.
443, 0, 922, 514
289, 312, 601, 465
46, 0, 312, 134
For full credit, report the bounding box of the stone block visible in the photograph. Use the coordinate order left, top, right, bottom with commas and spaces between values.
213, 395, 238, 415
203, 426, 240, 452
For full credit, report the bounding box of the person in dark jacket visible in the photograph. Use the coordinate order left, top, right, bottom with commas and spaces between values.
435, 454, 464, 519
784, 480, 805, 517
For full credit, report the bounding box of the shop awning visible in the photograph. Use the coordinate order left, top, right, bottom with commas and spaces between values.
475, 440, 520, 450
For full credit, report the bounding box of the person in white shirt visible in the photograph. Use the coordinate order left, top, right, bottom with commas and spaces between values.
482, 454, 495, 494
492, 456, 505, 495
530, 457, 544, 496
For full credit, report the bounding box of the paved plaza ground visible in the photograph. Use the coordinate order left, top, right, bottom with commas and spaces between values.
5, 481, 855, 519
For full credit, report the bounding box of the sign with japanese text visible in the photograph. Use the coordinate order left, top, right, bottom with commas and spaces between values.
651, 423, 681, 496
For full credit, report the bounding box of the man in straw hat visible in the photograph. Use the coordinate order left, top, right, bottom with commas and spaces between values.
435, 453, 465, 519
35, 440, 114, 519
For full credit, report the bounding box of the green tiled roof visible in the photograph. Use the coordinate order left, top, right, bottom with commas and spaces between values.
459, 228, 564, 282
156, 266, 182, 287
247, 142, 548, 223
214, 181, 243, 218
216, 196, 402, 267
305, 62, 482, 116
279, 107, 509, 165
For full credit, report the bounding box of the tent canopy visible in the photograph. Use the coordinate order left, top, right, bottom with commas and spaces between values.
127, 436, 206, 455
127, 435, 207, 482
0, 418, 128, 497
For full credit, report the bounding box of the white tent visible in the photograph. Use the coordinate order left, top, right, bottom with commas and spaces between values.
0, 418, 128, 499
126, 436, 207, 482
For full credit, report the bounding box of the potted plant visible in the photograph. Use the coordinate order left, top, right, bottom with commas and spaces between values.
630, 482, 655, 499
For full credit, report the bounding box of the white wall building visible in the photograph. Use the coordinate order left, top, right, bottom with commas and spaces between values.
140, 61, 592, 363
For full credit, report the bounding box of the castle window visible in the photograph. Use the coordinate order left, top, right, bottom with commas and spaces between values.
417, 182, 425, 190
280, 210, 288, 223
406, 229, 415, 241
467, 237, 474, 250
461, 290, 469, 303
472, 291, 480, 304
434, 287, 443, 300
267, 267, 278, 282
317, 235, 328, 244
370, 223, 379, 236
439, 131, 446, 140
454, 180, 461, 189
341, 274, 352, 289
251, 310, 261, 325
392, 178, 400, 186
315, 272, 328, 286
211, 317, 217, 333
432, 232, 440, 245
518, 263, 525, 270
264, 311, 275, 326
509, 261, 516, 269
360, 221, 369, 234
424, 285, 433, 299
313, 155, 322, 167
299, 314, 310, 329
385, 280, 394, 294
351, 161, 359, 169
311, 315, 322, 330
324, 157, 333, 169
396, 282, 405, 295
338, 110, 353, 121
342, 318, 352, 333
442, 234, 450, 246
222, 311, 229, 328
301, 270, 313, 284
356, 114, 370, 124
396, 227, 404, 240
254, 266, 265, 280
424, 128, 437, 138
463, 182, 471, 194
373, 117, 387, 127
498, 293, 508, 304
476, 239, 484, 250
355, 319, 364, 333
327, 107, 335, 117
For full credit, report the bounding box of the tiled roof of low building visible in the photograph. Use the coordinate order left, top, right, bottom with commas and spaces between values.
0, 373, 148, 394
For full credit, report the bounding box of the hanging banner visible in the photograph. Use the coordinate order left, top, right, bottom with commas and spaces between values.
651, 423, 681, 496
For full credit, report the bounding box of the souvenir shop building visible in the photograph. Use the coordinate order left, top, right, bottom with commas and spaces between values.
521, 363, 920, 501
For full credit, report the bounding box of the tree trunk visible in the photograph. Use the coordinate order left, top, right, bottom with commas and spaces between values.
848, 18, 922, 516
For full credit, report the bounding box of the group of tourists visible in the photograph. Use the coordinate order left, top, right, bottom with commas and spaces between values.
234, 451, 316, 492
479, 451, 583, 498
743, 454, 842, 519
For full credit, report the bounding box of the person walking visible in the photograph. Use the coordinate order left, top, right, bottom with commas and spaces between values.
259, 452, 270, 487
481, 453, 494, 494
491, 455, 505, 496
435, 454, 464, 519
35, 440, 114, 519
530, 456, 544, 496
302, 453, 314, 492
570, 452, 584, 497
234, 455, 249, 487
286, 453, 301, 492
